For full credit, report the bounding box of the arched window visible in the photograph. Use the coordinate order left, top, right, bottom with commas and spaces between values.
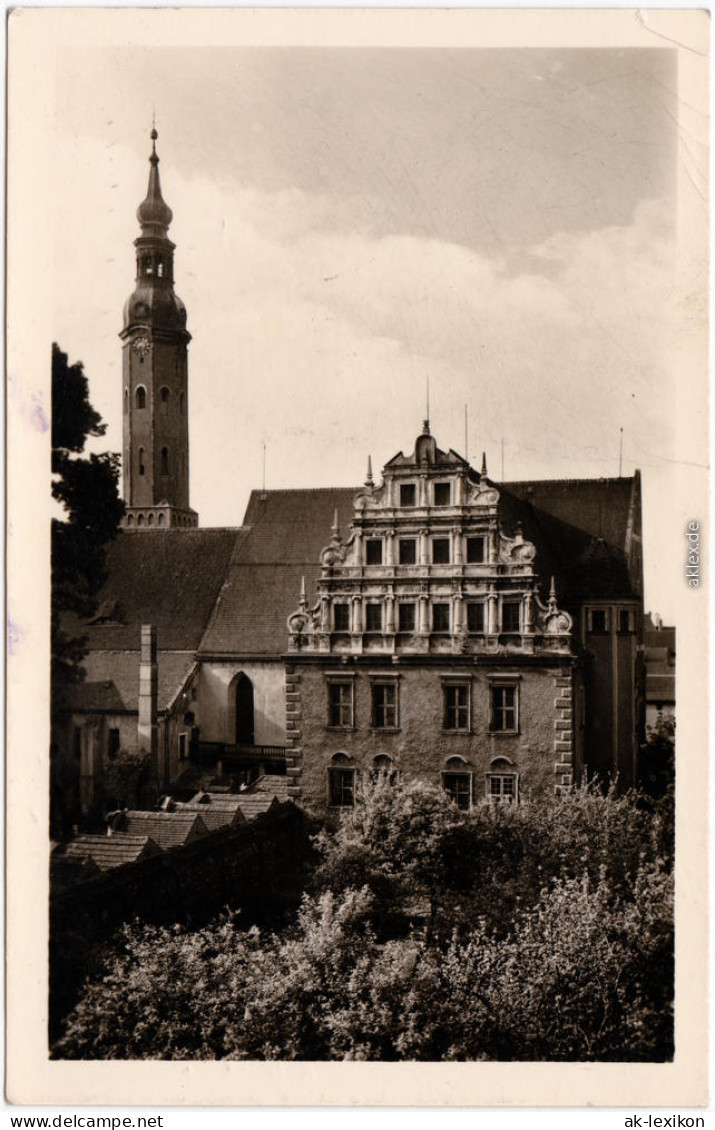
487, 757, 519, 804
124, 388, 129, 411
147, 513, 155, 526
442, 756, 472, 810
179, 391, 186, 416
126, 514, 134, 526
372, 754, 396, 785
160, 386, 170, 406
160, 447, 169, 476
135, 386, 147, 409
138, 447, 145, 476
137, 514, 145, 527
329, 753, 355, 808
157, 513, 166, 527
234, 674, 254, 746
157, 261, 164, 278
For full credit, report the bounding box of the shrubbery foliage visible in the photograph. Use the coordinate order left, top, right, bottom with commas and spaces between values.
54, 780, 673, 1062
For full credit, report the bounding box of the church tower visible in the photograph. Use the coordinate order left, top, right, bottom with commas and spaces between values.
120, 130, 198, 529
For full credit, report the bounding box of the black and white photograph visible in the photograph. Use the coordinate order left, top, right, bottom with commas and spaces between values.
6, 6, 709, 1111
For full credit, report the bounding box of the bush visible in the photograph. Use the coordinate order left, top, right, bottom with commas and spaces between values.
53, 778, 674, 1062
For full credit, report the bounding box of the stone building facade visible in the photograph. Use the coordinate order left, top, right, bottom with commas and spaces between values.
283, 425, 579, 810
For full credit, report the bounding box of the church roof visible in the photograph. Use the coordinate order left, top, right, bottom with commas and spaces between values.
198, 488, 357, 655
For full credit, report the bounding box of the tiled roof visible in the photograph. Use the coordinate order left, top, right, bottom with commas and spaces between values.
179, 793, 246, 830
235, 794, 281, 820
60, 651, 195, 714
62, 833, 162, 870
118, 810, 209, 848
245, 774, 291, 800
498, 478, 638, 601
63, 528, 242, 652
50, 852, 102, 889
199, 488, 357, 655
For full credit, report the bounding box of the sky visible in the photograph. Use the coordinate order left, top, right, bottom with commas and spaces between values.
50, 44, 685, 619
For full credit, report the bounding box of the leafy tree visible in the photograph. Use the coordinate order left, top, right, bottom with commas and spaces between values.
639, 712, 675, 798
53, 779, 674, 1062
51, 343, 125, 831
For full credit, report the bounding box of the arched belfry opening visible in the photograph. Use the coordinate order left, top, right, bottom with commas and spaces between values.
235, 674, 254, 746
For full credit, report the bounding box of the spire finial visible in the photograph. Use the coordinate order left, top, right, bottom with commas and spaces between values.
424, 374, 430, 434
331, 508, 339, 538
548, 576, 558, 611
137, 126, 172, 232
481, 451, 488, 477
299, 576, 308, 610
365, 454, 374, 486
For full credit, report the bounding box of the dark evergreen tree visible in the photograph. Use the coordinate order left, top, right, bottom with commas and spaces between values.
50, 343, 125, 832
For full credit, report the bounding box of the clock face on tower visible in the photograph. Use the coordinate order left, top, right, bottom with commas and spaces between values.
132, 335, 152, 361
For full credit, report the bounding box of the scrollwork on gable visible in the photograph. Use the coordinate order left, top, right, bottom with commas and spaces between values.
499, 526, 537, 564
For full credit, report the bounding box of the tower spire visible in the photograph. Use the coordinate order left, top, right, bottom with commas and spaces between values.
120, 131, 197, 530
137, 128, 173, 237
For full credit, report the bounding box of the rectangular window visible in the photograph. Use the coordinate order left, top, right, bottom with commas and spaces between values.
501, 601, 521, 633
488, 774, 518, 802
328, 682, 354, 728
490, 685, 518, 733
333, 603, 350, 632
432, 538, 450, 564
443, 684, 469, 731
467, 602, 485, 633
466, 536, 486, 563
443, 773, 472, 810
618, 609, 634, 634
329, 768, 355, 807
400, 483, 416, 507
399, 538, 417, 565
107, 728, 120, 757
433, 482, 451, 506
366, 539, 383, 565
432, 603, 450, 633
398, 602, 416, 633
372, 683, 397, 729
365, 604, 383, 633
178, 732, 187, 762
588, 609, 608, 634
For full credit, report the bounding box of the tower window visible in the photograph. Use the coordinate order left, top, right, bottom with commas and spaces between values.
157, 261, 164, 278
161, 447, 169, 476
400, 483, 416, 507
135, 386, 147, 409
160, 386, 170, 405
433, 482, 451, 506
588, 609, 609, 634
366, 539, 383, 565
124, 388, 129, 411
466, 536, 486, 563
138, 447, 145, 476
399, 539, 417, 565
